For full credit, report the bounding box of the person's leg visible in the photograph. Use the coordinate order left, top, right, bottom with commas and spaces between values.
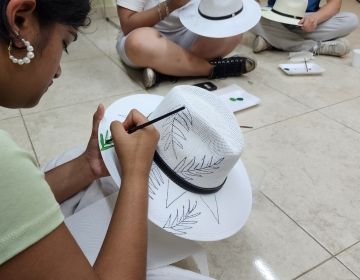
121, 27, 256, 88
251, 18, 318, 52
291, 12, 358, 56
300, 12, 359, 42
188, 34, 242, 60
41, 146, 118, 217
124, 27, 212, 77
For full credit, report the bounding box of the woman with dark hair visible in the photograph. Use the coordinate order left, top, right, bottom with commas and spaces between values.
0, 0, 160, 279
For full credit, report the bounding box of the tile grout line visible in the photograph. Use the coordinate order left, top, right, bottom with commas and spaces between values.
81, 22, 132, 74
261, 82, 314, 110
292, 255, 360, 280
317, 109, 360, 135
244, 99, 360, 136
335, 257, 360, 279
0, 115, 23, 122
81, 19, 145, 88
265, 82, 360, 112
20, 90, 141, 117
244, 108, 319, 134
19, 110, 40, 166
334, 240, 360, 279
261, 191, 360, 279
260, 191, 332, 254
291, 256, 333, 280
334, 240, 360, 256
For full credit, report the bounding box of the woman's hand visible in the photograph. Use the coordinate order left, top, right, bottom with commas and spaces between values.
299, 14, 319, 32
110, 109, 159, 179
83, 104, 110, 180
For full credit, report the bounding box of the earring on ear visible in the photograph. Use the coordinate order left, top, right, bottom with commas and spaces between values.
8, 33, 35, 65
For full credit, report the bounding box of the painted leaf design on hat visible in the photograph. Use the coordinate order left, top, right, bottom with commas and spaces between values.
148, 164, 165, 200
174, 155, 224, 181
161, 107, 192, 159
99, 130, 114, 151
163, 200, 201, 235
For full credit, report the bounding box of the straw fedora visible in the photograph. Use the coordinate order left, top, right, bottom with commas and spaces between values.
179, 0, 261, 38
98, 86, 252, 241
261, 0, 308, 26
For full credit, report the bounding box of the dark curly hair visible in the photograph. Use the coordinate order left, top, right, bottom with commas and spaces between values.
0, 0, 91, 43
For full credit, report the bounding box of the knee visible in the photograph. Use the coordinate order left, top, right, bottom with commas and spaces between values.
340, 13, 359, 34
212, 35, 243, 57
125, 27, 161, 59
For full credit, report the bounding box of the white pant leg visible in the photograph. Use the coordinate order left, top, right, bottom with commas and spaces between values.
147, 265, 216, 280
44, 148, 214, 280
252, 18, 318, 52
299, 12, 359, 41
41, 146, 118, 217
252, 12, 359, 52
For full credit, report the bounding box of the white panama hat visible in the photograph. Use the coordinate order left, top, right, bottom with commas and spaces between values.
98, 85, 252, 241
179, 0, 261, 38
261, 0, 308, 26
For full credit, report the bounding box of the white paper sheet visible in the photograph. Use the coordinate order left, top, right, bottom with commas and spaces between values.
65, 192, 203, 268
213, 84, 261, 113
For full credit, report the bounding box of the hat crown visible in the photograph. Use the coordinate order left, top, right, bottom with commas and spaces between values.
198, 0, 243, 18
273, 0, 308, 18
151, 85, 244, 192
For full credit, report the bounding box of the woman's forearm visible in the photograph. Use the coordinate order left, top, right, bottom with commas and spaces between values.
118, 1, 177, 35
118, 6, 162, 35
316, 0, 341, 24
45, 154, 95, 203
94, 174, 149, 280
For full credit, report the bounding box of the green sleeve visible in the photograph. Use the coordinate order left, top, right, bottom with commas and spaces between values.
0, 130, 64, 265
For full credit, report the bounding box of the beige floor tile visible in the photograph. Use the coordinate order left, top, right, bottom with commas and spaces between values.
0, 117, 35, 158
243, 111, 360, 254
319, 97, 360, 133
61, 33, 104, 63
232, 79, 311, 129
201, 194, 330, 280
144, 71, 312, 131
84, 19, 120, 62
337, 242, 360, 277
0, 107, 20, 121
249, 54, 360, 110
297, 258, 358, 280
3, 4, 358, 279
21, 55, 141, 115
23, 96, 120, 165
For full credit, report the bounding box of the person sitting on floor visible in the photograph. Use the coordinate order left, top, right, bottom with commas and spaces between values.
0, 0, 215, 279
252, 0, 359, 57
115, 0, 260, 88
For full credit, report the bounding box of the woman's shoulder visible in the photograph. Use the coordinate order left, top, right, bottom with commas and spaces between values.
0, 129, 38, 170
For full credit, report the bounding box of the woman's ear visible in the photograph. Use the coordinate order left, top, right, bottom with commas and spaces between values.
6, 0, 37, 45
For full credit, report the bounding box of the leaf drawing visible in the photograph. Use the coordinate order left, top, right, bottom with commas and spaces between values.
161, 107, 192, 159
148, 165, 165, 200
99, 130, 114, 151
163, 200, 201, 235
173, 155, 224, 181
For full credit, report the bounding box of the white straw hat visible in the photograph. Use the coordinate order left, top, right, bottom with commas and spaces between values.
99, 85, 252, 241
179, 0, 261, 38
261, 0, 307, 26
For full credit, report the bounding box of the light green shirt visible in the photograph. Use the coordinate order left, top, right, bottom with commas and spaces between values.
0, 130, 64, 265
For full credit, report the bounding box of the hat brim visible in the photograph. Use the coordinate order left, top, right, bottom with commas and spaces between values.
179, 0, 261, 38
261, 7, 301, 26
99, 94, 252, 241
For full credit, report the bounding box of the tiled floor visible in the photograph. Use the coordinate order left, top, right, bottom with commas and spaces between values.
2, 1, 360, 279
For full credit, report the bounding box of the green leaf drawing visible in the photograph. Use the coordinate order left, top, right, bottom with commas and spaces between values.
99, 130, 114, 151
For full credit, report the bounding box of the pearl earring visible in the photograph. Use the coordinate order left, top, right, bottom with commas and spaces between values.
8, 36, 35, 65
